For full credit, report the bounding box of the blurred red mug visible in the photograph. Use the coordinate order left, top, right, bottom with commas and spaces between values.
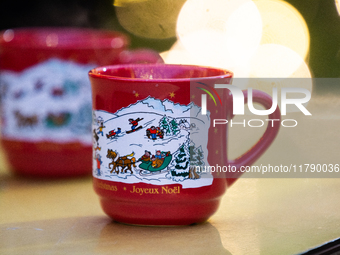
89, 64, 281, 225
0, 27, 162, 178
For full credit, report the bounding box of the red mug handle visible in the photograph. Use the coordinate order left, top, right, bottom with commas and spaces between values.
226, 89, 281, 186
118, 49, 164, 64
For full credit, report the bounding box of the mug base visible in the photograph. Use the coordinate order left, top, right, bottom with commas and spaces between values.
1, 139, 92, 178
99, 197, 221, 226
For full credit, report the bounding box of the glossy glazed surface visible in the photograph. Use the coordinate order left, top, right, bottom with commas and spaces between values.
89, 64, 280, 225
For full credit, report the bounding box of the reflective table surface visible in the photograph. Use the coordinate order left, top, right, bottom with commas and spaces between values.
1, 93, 340, 255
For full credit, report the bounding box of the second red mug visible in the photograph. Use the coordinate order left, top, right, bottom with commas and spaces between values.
0, 27, 162, 178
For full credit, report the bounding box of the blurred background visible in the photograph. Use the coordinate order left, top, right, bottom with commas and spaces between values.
0, 0, 340, 95
0, 0, 177, 52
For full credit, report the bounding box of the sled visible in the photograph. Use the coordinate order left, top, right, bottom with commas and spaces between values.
138, 154, 172, 175
139, 167, 170, 176
126, 125, 143, 134
107, 133, 119, 140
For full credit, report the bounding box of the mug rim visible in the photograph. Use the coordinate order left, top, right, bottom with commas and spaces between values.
0, 27, 129, 50
88, 63, 233, 82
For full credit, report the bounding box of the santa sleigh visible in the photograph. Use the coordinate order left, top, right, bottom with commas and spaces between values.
139, 153, 172, 176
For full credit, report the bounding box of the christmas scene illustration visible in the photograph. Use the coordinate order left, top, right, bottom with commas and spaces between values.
92, 97, 213, 189
0, 59, 95, 145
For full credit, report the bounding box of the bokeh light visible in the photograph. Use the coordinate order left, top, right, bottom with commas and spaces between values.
162, 0, 313, 112
249, 44, 311, 79
2, 29, 14, 42
160, 40, 196, 66
253, 0, 310, 61
336, 0, 340, 15
246, 43, 312, 112
176, 0, 262, 70
171, 0, 310, 75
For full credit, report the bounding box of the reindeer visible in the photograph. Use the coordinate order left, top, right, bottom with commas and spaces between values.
14, 111, 38, 128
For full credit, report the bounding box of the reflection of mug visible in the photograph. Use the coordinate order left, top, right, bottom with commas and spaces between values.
0, 28, 162, 177
89, 64, 280, 225
98, 221, 231, 255
0, 216, 231, 254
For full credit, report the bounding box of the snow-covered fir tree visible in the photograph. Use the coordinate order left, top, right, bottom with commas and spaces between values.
159, 115, 172, 136
168, 141, 191, 182
189, 142, 205, 170
170, 119, 180, 135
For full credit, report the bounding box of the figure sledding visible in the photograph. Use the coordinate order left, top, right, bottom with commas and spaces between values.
146, 126, 164, 140
126, 118, 143, 134
138, 150, 172, 175
106, 128, 121, 139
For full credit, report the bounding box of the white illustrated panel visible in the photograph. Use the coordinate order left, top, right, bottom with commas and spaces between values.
92, 97, 213, 189
0, 59, 95, 145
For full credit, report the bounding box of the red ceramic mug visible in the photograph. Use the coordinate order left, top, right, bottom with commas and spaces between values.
89, 64, 281, 225
0, 27, 162, 178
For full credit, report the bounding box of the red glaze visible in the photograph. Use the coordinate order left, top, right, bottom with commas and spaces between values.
89, 64, 281, 225
0, 28, 162, 178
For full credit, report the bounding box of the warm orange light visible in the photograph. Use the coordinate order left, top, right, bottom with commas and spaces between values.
253, 0, 310, 61
249, 44, 311, 79
169, 0, 312, 93
176, 0, 262, 72
336, 0, 340, 15
246, 43, 312, 112
160, 40, 197, 65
